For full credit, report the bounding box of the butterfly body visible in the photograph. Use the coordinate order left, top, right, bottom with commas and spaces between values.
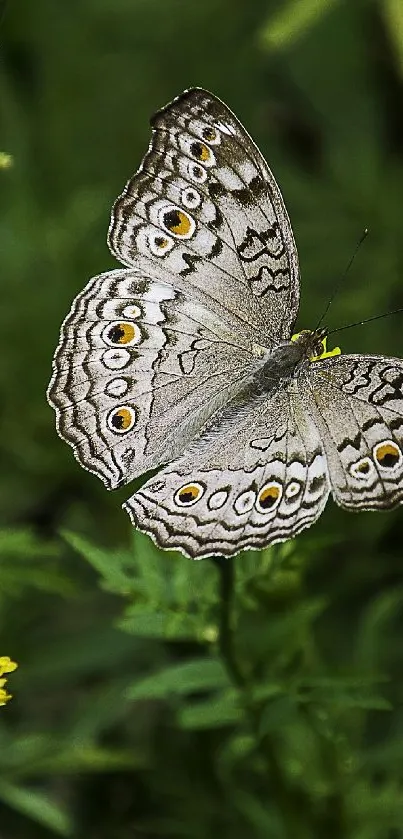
48, 88, 403, 558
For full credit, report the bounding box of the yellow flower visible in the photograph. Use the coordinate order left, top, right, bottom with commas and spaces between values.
0, 658, 18, 706
0, 681, 12, 706
0, 657, 18, 677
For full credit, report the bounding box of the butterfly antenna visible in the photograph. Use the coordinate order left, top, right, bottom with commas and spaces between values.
315, 228, 369, 330
328, 307, 403, 337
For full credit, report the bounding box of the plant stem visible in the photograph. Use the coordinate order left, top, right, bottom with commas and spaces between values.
211, 555, 321, 839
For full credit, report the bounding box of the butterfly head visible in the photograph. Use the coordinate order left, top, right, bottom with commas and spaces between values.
291, 329, 341, 363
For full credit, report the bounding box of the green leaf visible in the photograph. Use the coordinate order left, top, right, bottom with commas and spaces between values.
126, 658, 229, 700
62, 530, 140, 595
0, 780, 72, 836
178, 690, 243, 730
382, 0, 403, 78
119, 607, 200, 640
234, 791, 283, 838
260, 0, 340, 50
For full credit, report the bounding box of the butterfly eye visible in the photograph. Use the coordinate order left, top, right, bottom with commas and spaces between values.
174, 482, 205, 507
201, 126, 220, 145
107, 406, 137, 434
373, 440, 402, 469
102, 321, 142, 347
189, 141, 215, 167
256, 482, 282, 512
149, 233, 174, 256
160, 207, 195, 239
181, 188, 201, 210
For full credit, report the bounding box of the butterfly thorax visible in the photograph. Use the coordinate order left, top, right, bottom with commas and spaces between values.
254, 329, 329, 393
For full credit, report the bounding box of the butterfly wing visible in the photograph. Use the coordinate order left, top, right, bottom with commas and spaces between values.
108, 88, 300, 346
306, 354, 403, 509
47, 268, 263, 490
124, 386, 330, 558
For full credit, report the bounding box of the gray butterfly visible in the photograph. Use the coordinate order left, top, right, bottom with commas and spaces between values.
47, 88, 403, 558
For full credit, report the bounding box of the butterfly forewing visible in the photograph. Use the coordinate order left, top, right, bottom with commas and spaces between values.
108, 88, 300, 345
47, 266, 266, 490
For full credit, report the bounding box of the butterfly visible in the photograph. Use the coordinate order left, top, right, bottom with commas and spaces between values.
47, 88, 403, 559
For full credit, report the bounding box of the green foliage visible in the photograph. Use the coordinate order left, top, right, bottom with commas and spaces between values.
2, 0, 403, 836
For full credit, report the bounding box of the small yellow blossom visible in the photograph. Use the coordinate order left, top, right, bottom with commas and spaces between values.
0, 657, 18, 676
0, 658, 18, 706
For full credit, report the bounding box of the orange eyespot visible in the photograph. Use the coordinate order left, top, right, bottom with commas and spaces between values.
256, 483, 282, 512
155, 236, 169, 248
107, 406, 136, 434
202, 127, 217, 142
374, 441, 401, 469
175, 482, 204, 507
162, 208, 193, 237
103, 321, 141, 347
106, 322, 136, 345
149, 232, 174, 256
190, 141, 211, 162
350, 457, 374, 481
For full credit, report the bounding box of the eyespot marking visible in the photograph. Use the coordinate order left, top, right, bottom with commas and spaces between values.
107, 406, 136, 434
148, 231, 175, 256
174, 482, 205, 507
373, 440, 402, 470
201, 126, 220, 145
233, 490, 256, 515
207, 490, 228, 510
102, 348, 131, 370
256, 482, 282, 513
187, 162, 207, 183
189, 141, 215, 166
122, 304, 142, 320
285, 481, 301, 499
159, 206, 195, 239
105, 378, 129, 398
350, 457, 374, 481
181, 187, 201, 209
102, 321, 141, 347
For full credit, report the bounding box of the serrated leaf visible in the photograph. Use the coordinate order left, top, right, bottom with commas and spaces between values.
126, 658, 229, 700
62, 530, 139, 594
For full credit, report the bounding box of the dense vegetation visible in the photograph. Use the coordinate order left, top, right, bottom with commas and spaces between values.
2, 1, 403, 836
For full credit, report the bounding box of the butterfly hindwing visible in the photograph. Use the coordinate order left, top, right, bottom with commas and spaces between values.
307, 354, 403, 509
124, 385, 330, 558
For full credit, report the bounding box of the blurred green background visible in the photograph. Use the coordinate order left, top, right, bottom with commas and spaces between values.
2, 0, 403, 836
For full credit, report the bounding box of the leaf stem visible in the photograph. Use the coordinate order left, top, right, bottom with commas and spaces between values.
211, 555, 329, 839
